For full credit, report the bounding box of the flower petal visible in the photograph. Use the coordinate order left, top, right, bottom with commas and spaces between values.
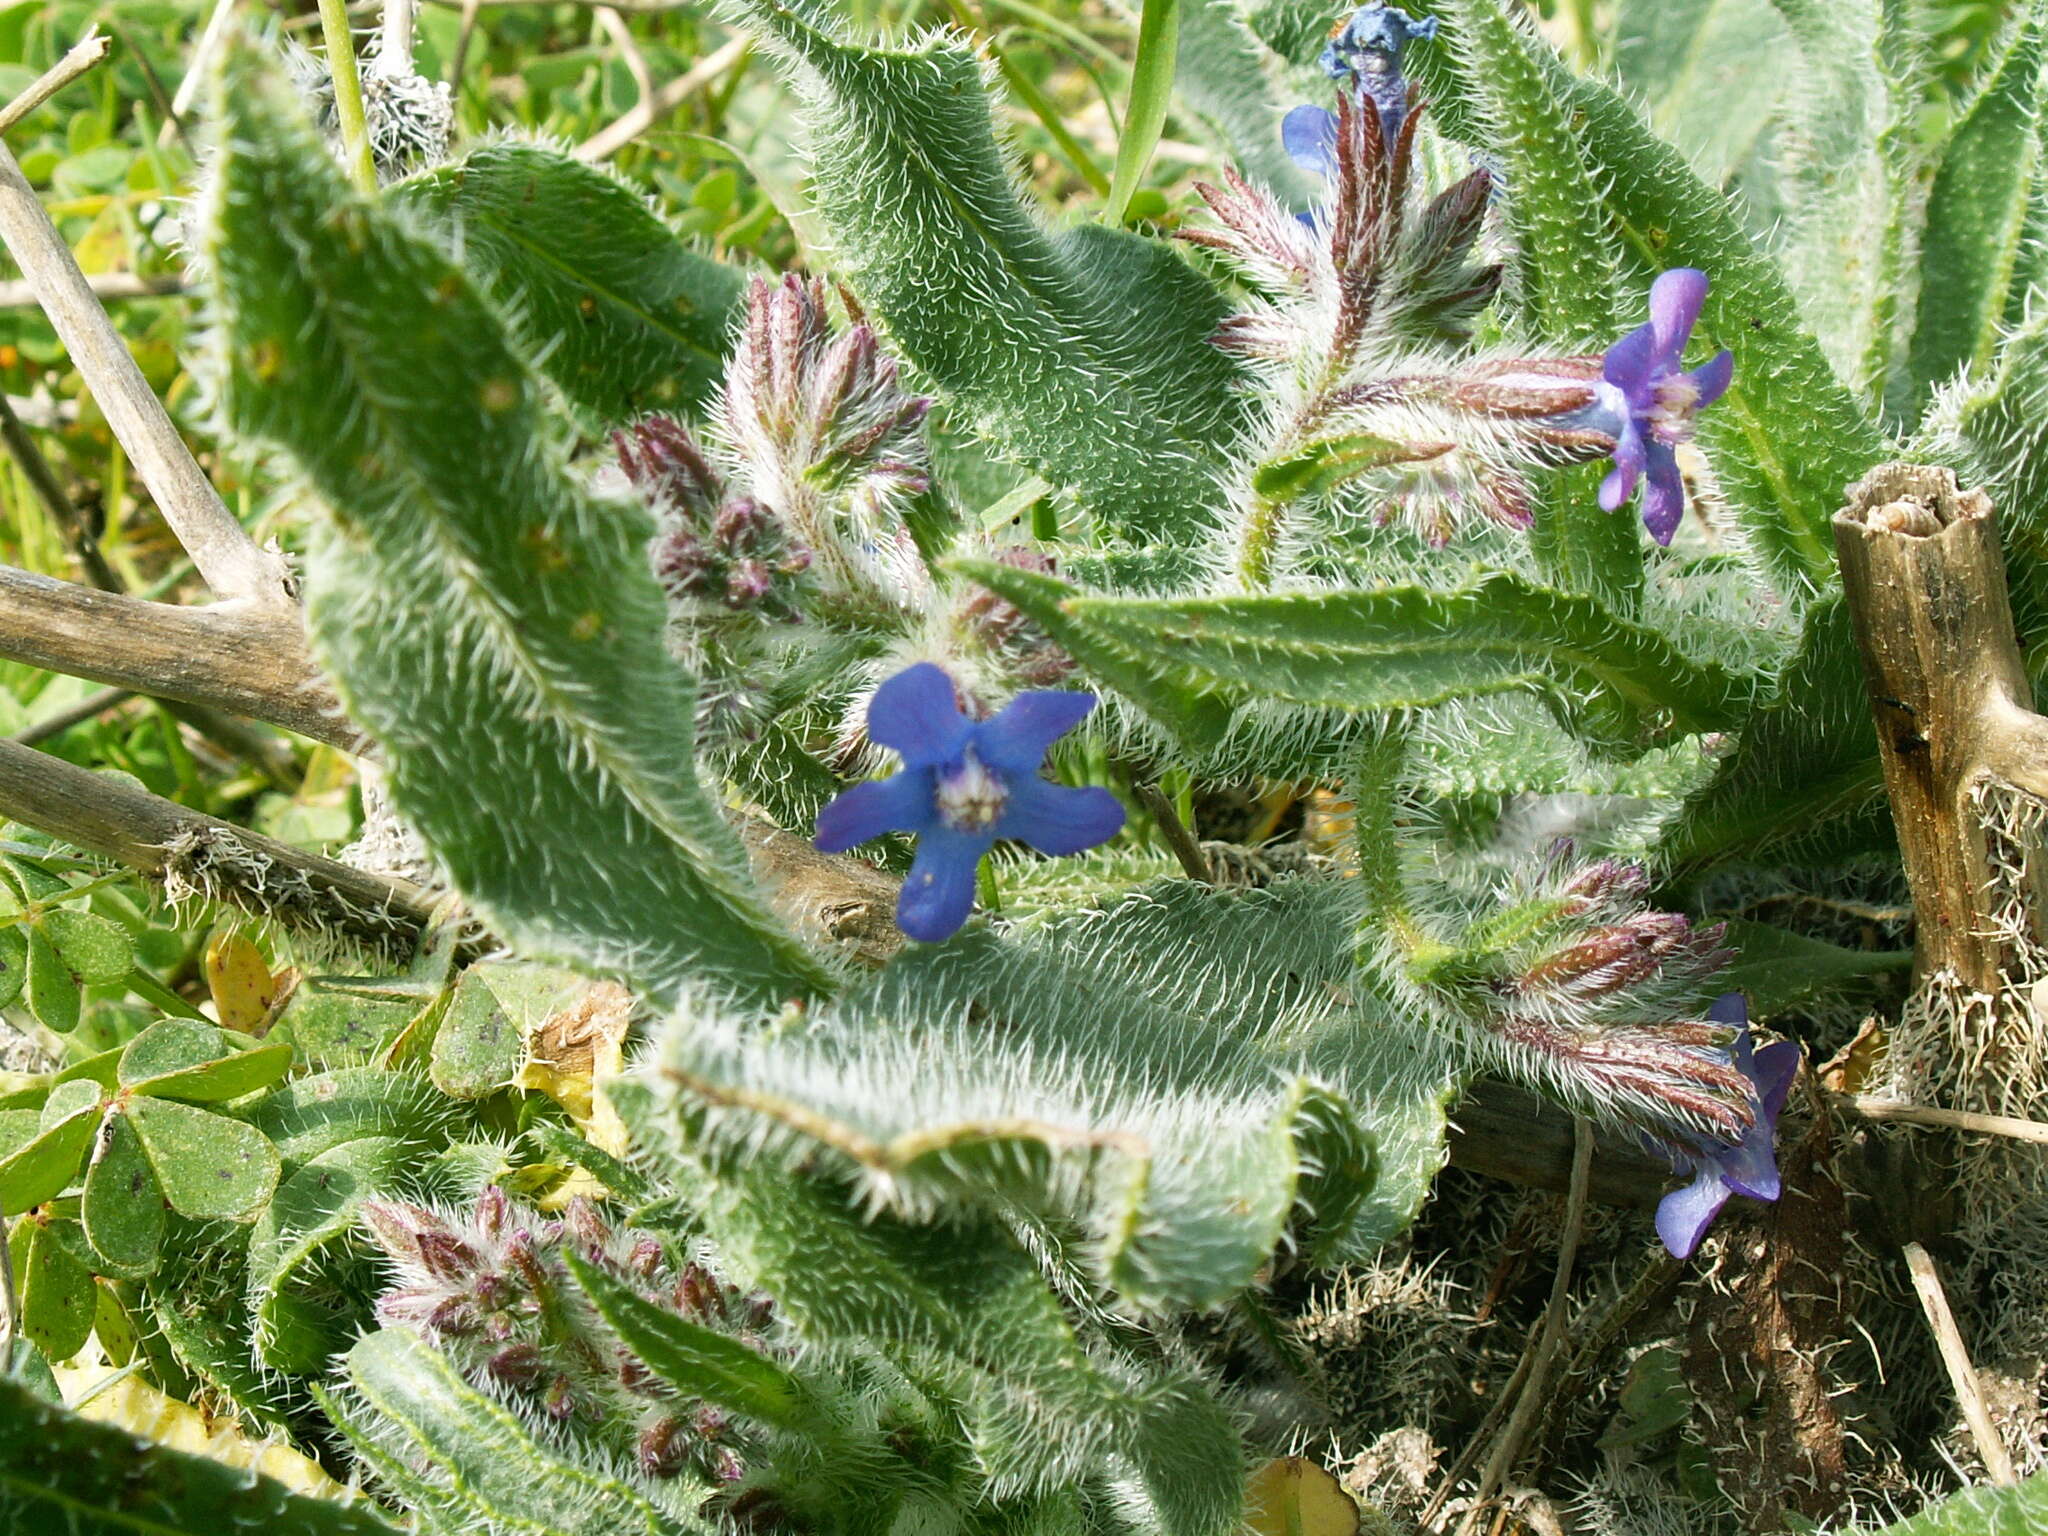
993, 776, 1126, 855
1282, 104, 1339, 178
896, 825, 993, 943
1688, 348, 1734, 410
974, 690, 1098, 774
1709, 992, 1747, 1029
1601, 321, 1658, 394
1639, 440, 1685, 545
1648, 267, 1709, 365
866, 663, 970, 763
1656, 1166, 1731, 1259
1599, 422, 1646, 511
814, 770, 932, 853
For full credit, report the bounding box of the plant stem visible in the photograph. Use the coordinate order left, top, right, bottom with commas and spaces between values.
318, 0, 378, 192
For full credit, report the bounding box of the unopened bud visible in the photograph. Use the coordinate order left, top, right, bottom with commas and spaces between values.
638, 1414, 690, 1478
487, 1342, 545, 1389
416, 1230, 482, 1283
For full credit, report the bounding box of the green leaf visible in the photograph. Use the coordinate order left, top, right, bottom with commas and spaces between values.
80, 1108, 165, 1281
126, 1097, 281, 1221
1104, 0, 1181, 226
247, 1065, 463, 1164
267, 983, 422, 1067
248, 1137, 409, 1373
565, 1249, 811, 1429
119, 1019, 292, 1102
1166, 0, 1318, 203
429, 968, 526, 1099
647, 879, 1454, 1308
24, 924, 78, 1034
0, 1097, 96, 1212
0, 925, 24, 1009
37, 909, 131, 988
1447, 0, 1618, 346
0, 1374, 402, 1536
389, 142, 747, 429
1865, 1471, 2048, 1534
946, 555, 1234, 748
1423, 7, 1888, 593
1063, 574, 1750, 747
1716, 920, 1909, 1015
732, 0, 1243, 542
1764, 0, 1923, 403
1657, 597, 1892, 880
342, 1328, 708, 1536
201, 52, 832, 1011
1613, 0, 1788, 191
8, 1215, 94, 1361
1904, 2, 2048, 422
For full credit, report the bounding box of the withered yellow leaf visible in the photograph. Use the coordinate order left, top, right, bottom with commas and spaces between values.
1245, 1456, 1361, 1536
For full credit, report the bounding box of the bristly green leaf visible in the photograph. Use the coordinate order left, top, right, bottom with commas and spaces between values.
729, 0, 1243, 542
1612, 0, 1788, 191
200, 49, 832, 1010
1168, 0, 1319, 202
1416, 5, 1887, 595
564, 1250, 812, 1430
1903, 1, 2048, 423
1716, 920, 1909, 1015
1062, 575, 1751, 749
1656, 597, 1892, 881
340, 1329, 708, 1536
1864, 1470, 2048, 1535
249, 1137, 411, 1373
1446, 0, 1619, 347
947, 555, 1235, 749
0, 1375, 402, 1536
1765, 0, 1923, 406
389, 142, 747, 430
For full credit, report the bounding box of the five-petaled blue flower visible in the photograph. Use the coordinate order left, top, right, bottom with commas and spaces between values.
814, 663, 1126, 943
1562, 268, 1735, 547
1652, 993, 1800, 1259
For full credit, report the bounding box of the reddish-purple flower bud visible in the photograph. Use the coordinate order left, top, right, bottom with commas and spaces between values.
638, 1414, 690, 1478
710, 1447, 746, 1484
543, 1375, 578, 1421
677, 1263, 719, 1319
487, 1342, 545, 1389
693, 1404, 730, 1441
474, 1185, 509, 1240
627, 1238, 664, 1278
416, 1230, 482, 1283
616, 416, 723, 517
724, 560, 774, 609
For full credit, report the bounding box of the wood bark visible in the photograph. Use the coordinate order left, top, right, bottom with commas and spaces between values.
1834, 463, 2048, 988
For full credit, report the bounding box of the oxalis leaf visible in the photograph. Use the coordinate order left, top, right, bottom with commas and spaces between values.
0, 1374, 401, 1536
728, 0, 1244, 542
388, 141, 747, 430
1062, 574, 1752, 750
200, 50, 831, 1010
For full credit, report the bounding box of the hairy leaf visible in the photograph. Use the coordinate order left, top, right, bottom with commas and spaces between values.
731, 0, 1243, 541
390, 142, 746, 429
0, 1375, 400, 1536
1063, 575, 1750, 748
201, 52, 831, 1010
1904, 2, 2048, 422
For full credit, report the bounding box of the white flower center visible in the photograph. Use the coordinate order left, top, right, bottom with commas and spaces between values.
935, 750, 1008, 833
1649, 373, 1702, 442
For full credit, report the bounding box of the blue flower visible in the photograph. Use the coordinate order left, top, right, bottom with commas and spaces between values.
1318, 3, 1436, 145
814, 663, 1126, 943
1652, 993, 1801, 1259
1557, 268, 1734, 546
1282, 104, 1340, 181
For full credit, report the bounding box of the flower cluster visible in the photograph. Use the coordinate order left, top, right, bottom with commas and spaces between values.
620, 415, 813, 618
814, 662, 1124, 942
362, 1187, 775, 1481
719, 276, 931, 613
1434, 849, 1791, 1257
949, 547, 1077, 688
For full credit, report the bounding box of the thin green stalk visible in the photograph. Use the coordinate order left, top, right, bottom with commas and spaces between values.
951, 5, 1108, 196
317, 0, 378, 192
1101, 0, 1178, 224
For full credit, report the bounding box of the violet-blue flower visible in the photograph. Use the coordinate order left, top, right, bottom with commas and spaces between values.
1318, 3, 1435, 144
814, 662, 1125, 943
1558, 268, 1734, 546
1651, 993, 1800, 1259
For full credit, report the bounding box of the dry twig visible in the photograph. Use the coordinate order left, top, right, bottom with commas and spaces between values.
574, 36, 750, 161
0, 30, 111, 136
1851, 1097, 2048, 1146
1904, 1241, 2017, 1485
